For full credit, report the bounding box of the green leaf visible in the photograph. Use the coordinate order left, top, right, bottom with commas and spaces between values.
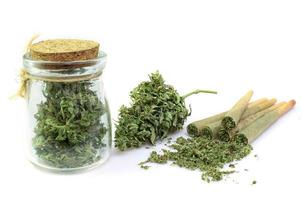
150, 132, 156, 145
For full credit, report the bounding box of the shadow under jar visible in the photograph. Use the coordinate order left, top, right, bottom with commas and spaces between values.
23, 40, 111, 172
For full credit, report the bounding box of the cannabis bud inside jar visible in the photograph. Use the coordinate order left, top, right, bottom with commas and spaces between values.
22, 38, 111, 171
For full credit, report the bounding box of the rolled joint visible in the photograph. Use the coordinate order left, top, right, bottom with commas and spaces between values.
217, 128, 230, 142
187, 124, 199, 137
201, 127, 213, 140
221, 117, 236, 130
233, 134, 249, 145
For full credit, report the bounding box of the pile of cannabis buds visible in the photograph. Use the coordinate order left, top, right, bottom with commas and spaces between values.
114, 72, 295, 182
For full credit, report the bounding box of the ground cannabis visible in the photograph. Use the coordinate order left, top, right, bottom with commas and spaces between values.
32, 81, 107, 168
140, 165, 151, 170
140, 136, 252, 182
229, 164, 235, 168
114, 71, 216, 151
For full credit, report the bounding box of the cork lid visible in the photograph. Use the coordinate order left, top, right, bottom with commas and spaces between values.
29, 39, 100, 62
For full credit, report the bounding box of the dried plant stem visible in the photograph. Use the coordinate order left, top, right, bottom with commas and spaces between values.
182, 89, 217, 99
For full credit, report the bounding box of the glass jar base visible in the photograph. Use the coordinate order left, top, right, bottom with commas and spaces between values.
28, 151, 110, 173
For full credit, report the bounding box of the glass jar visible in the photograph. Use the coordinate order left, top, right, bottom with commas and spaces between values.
23, 51, 111, 172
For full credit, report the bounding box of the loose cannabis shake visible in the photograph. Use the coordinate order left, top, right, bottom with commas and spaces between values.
140, 136, 252, 182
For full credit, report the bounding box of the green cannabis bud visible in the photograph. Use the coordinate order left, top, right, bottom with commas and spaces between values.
32, 81, 107, 168
114, 71, 216, 151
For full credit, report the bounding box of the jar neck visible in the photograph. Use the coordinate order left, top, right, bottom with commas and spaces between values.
23, 51, 107, 80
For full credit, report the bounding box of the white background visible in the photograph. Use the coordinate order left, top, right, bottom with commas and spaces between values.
0, 0, 301, 199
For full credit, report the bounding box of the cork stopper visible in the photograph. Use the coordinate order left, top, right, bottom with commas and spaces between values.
29, 39, 100, 62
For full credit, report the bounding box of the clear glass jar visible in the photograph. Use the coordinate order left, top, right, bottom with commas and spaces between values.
23, 51, 111, 172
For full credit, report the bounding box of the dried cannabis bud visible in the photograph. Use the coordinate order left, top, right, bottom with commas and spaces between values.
32, 81, 107, 168
114, 71, 216, 151
140, 136, 252, 182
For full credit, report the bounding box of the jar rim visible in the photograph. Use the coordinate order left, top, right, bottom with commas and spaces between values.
23, 51, 107, 80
